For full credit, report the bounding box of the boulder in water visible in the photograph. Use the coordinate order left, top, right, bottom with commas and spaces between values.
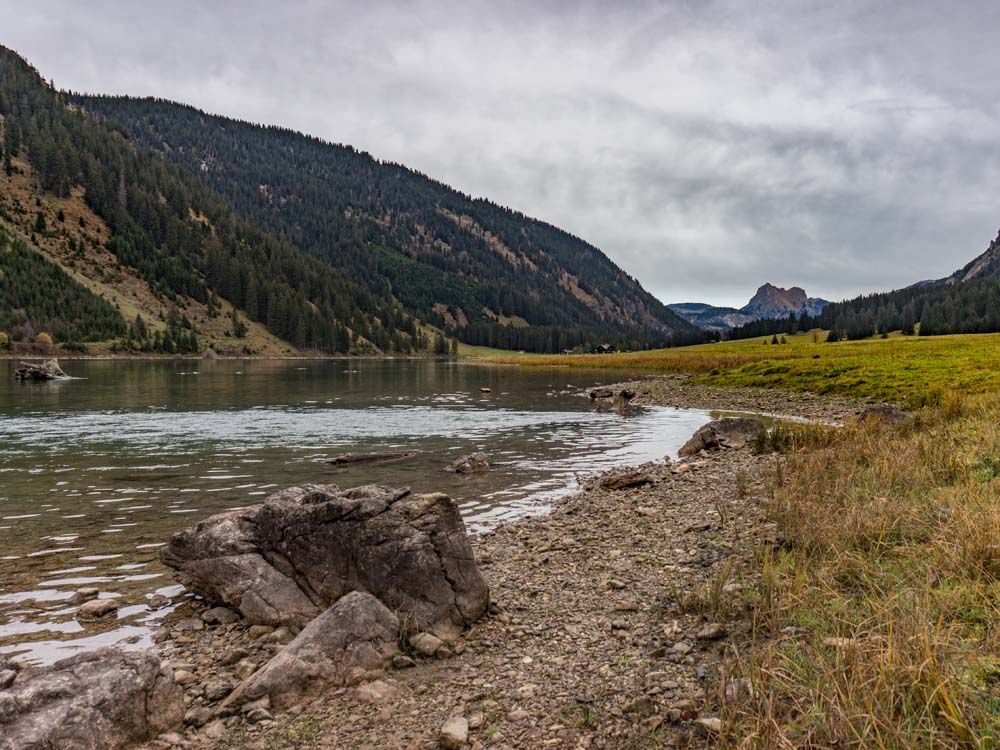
446, 452, 490, 474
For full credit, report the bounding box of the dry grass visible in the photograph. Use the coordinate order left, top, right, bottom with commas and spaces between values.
725, 396, 1000, 748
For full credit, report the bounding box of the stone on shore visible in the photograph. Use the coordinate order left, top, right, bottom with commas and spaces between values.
161, 484, 489, 639
440, 715, 469, 748
679, 417, 766, 457
857, 404, 909, 425
221, 591, 399, 711
0, 649, 182, 750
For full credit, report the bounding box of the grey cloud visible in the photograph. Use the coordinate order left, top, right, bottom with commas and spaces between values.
3, 0, 1000, 306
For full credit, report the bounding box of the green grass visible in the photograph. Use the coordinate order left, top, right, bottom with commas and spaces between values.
488, 331, 1000, 406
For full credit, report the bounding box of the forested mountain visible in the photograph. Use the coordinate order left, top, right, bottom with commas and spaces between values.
69, 93, 697, 352
725, 227, 1000, 341
670, 284, 828, 332
0, 46, 421, 355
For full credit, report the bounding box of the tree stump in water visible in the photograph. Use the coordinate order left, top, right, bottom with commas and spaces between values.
13, 359, 66, 381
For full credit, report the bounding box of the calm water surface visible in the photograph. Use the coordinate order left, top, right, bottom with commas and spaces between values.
0, 359, 710, 663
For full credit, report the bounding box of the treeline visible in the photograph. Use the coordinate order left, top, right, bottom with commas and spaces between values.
727, 255, 1000, 342
0, 226, 126, 343
69, 92, 696, 352
0, 47, 419, 354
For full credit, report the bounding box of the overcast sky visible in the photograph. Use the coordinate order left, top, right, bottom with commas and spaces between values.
4, 0, 999, 306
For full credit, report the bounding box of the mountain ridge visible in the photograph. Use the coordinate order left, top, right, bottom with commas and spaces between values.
68, 92, 698, 352
0, 45, 698, 356
669, 283, 829, 331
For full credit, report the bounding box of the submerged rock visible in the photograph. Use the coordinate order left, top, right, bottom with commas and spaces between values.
161, 484, 489, 640
0, 649, 182, 750
222, 591, 398, 711
679, 417, 766, 457
446, 452, 490, 474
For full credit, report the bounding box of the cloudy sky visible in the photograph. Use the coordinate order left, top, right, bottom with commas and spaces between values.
4, 0, 1000, 306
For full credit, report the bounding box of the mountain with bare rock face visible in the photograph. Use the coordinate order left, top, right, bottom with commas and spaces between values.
669, 283, 829, 332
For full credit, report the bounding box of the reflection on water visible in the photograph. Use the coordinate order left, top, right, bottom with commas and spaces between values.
0, 359, 710, 663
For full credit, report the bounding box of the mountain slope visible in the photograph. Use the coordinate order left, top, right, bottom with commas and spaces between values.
670, 284, 828, 331
0, 46, 417, 355
70, 94, 698, 351
725, 227, 1000, 341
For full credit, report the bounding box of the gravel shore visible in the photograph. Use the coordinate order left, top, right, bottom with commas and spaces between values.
143, 379, 853, 750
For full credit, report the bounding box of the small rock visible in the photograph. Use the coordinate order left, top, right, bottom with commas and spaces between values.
467, 711, 484, 730
147, 594, 169, 610
354, 680, 398, 704
69, 588, 100, 605
184, 707, 213, 727
202, 719, 227, 739
202, 607, 241, 625
440, 715, 469, 749
671, 642, 692, 655
223, 648, 250, 666
173, 617, 204, 633
77, 598, 119, 620
696, 623, 727, 641
0, 670, 16, 689
392, 654, 416, 669
248, 625, 274, 639
409, 632, 444, 657
173, 669, 197, 685
508, 707, 530, 722
204, 679, 234, 702
246, 707, 273, 724
625, 696, 655, 716
447, 452, 491, 474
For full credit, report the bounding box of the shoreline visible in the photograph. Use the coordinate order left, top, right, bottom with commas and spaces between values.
142, 378, 858, 750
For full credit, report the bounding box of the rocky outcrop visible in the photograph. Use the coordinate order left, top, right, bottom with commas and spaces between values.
161, 484, 489, 640
222, 592, 399, 711
679, 417, 766, 457
446, 452, 490, 474
0, 649, 182, 750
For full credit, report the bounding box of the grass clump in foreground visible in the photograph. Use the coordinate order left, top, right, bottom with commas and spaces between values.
726, 393, 1000, 748
489, 331, 1000, 407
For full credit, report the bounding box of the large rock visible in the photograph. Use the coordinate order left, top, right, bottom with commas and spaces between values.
161, 484, 489, 640
0, 649, 183, 750
679, 417, 766, 457
222, 591, 398, 711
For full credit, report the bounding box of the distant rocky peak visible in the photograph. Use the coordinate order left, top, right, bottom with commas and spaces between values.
741, 283, 827, 318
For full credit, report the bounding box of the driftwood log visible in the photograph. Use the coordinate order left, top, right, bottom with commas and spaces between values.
13, 359, 66, 382
326, 451, 418, 466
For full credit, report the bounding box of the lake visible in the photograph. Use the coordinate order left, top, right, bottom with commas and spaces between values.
0, 359, 711, 664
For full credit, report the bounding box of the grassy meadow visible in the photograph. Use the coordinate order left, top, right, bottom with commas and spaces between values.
485, 330, 1000, 747
486, 330, 1000, 406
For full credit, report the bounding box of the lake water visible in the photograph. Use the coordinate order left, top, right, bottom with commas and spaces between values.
0, 359, 710, 664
